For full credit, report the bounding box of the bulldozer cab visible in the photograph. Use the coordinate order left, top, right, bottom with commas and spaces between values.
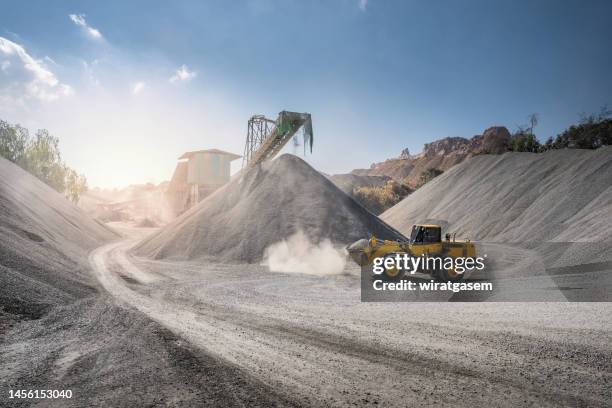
410, 224, 441, 244
409, 224, 442, 256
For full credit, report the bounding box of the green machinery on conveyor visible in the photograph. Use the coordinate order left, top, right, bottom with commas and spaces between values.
242, 111, 313, 170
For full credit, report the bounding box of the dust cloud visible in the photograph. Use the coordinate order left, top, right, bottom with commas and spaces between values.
263, 230, 347, 276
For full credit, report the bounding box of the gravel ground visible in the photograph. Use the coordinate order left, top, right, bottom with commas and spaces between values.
2, 146, 611, 406
0, 296, 303, 407
83, 233, 612, 407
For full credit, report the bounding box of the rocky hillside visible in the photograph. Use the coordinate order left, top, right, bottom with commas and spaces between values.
351, 126, 511, 188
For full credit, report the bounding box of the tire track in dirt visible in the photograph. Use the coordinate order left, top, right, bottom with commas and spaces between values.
90, 239, 612, 407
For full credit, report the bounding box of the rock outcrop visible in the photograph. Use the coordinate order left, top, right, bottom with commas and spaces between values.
351, 126, 511, 187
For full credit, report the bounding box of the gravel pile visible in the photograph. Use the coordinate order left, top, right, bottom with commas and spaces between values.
0, 157, 117, 320
136, 217, 158, 228
136, 154, 403, 263
382, 147, 612, 264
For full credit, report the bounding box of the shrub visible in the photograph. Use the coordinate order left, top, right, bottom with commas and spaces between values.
532, 107, 611, 152
417, 168, 444, 188
551, 117, 612, 149
353, 180, 412, 214
511, 132, 541, 152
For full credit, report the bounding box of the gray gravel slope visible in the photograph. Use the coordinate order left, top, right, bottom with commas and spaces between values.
0, 157, 117, 322
137, 154, 404, 263
381, 147, 612, 267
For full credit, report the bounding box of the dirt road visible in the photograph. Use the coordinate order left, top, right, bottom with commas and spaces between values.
89, 238, 612, 407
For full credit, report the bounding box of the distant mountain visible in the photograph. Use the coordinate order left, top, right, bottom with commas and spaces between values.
351, 126, 512, 188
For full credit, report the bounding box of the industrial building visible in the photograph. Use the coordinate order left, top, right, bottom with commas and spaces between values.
166, 148, 241, 215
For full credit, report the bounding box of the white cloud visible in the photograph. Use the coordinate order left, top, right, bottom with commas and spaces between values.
0, 36, 73, 102
358, 0, 368, 11
44, 56, 57, 65
131, 81, 145, 95
69, 14, 103, 40
69, 13, 86, 26
169, 64, 197, 83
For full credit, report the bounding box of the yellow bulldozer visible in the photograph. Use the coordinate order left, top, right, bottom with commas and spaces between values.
347, 224, 476, 282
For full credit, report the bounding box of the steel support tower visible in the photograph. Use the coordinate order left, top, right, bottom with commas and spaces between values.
242, 111, 312, 170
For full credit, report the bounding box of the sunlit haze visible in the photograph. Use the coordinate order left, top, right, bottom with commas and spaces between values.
1, 0, 611, 188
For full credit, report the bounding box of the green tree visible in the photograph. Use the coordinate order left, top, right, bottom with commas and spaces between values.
0, 120, 29, 165
511, 114, 542, 153
511, 131, 541, 152
65, 168, 88, 203
552, 107, 612, 149
23, 129, 67, 192
0, 120, 88, 199
541, 136, 554, 152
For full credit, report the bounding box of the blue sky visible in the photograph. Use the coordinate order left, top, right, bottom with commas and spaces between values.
1, 0, 611, 187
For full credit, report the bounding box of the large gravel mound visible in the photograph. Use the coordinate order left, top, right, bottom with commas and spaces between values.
0, 157, 117, 321
136, 154, 403, 263
382, 147, 612, 247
